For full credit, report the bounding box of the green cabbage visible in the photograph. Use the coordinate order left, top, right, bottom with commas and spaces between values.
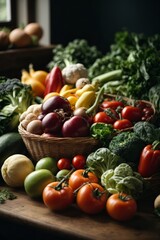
86, 147, 122, 179
101, 163, 145, 199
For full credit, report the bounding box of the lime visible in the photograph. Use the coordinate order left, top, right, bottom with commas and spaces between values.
35, 157, 58, 175
24, 169, 55, 198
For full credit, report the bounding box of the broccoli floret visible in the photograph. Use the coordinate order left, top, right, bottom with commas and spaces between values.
109, 131, 146, 167
0, 77, 34, 135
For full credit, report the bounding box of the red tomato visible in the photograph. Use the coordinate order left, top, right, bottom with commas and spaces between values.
121, 106, 142, 122
106, 193, 137, 221
42, 181, 74, 211
72, 155, 86, 169
113, 119, 133, 130
68, 169, 99, 191
57, 158, 72, 170
76, 182, 107, 214
100, 100, 124, 110
93, 109, 118, 124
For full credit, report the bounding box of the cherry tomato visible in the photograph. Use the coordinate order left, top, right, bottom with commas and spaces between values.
76, 182, 107, 214
68, 169, 99, 191
57, 158, 72, 170
72, 155, 86, 169
100, 100, 124, 110
106, 193, 137, 221
93, 109, 118, 124
121, 106, 142, 122
113, 119, 133, 130
42, 181, 74, 211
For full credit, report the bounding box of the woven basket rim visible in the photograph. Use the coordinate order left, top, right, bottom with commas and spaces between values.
18, 123, 98, 143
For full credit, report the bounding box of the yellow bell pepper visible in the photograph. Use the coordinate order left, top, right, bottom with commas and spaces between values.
21, 64, 48, 97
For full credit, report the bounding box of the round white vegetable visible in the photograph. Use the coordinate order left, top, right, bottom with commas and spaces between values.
62, 63, 88, 84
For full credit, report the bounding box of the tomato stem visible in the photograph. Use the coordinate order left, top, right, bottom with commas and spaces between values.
73, 182, 89, 195
54, 168, 75, 190
118, 193, 133, 201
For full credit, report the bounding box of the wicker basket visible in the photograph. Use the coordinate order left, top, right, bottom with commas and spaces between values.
18, 124, 99, 162
144, 172, 160, 195
102, 94, 156, 126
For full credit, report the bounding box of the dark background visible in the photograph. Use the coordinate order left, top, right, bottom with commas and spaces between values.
50, 0, 160, 53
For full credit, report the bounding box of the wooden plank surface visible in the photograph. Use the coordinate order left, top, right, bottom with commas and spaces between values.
0, 186, 159, 240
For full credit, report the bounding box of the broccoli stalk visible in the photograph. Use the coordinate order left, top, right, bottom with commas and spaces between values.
0, 77, 34, 135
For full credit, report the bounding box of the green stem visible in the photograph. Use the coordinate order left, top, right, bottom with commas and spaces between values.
54, 168, 75, 190
152, 141, 160, 150
86, 86, 104, 116
92, 69, 122, 87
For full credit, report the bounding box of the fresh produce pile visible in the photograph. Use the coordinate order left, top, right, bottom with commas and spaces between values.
0, 30, 160, 221
48, 31, 160, 113
0, 22, 43, 50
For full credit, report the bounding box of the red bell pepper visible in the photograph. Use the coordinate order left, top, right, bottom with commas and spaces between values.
44, 66, 64, 96
138, 141, 160, 178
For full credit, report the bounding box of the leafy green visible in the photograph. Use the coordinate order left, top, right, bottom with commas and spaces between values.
0, 188, 17, 204
88, 31, 160, 99
0, 77, 34, 135
133, 121, 160, 144
101, 163, 144, 199
47, 39, 102, 70
90, 122, 115, 147
86, 147, 122, 179
149, 83, 160, 113
108, 131, 146, 166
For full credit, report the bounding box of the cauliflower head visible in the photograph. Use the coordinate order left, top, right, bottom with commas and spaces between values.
62, 63, 88, 84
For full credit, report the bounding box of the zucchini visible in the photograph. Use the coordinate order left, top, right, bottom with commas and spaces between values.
0, 132, 28, 168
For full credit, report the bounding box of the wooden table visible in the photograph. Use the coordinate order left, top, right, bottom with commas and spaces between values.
0, 186, 159, 240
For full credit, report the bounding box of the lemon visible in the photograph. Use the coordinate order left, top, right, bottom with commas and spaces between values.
1, 154, 34, 187
24, 169, 55, 198
35, 157, 58, 175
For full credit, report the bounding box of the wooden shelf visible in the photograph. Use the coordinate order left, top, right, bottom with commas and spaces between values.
0, 45, 54, 78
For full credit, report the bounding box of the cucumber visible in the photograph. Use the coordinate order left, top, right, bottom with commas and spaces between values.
0, 132, 28, 168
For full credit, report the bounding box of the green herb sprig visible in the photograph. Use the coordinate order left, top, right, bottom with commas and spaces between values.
0, 188, 17, 204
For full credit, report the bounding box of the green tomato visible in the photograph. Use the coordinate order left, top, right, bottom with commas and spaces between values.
24, 169, 55, 198
35, 157, 58, 175
56, 169, 70, 181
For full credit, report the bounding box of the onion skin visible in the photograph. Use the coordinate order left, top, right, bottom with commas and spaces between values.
62, 116, 90, 137
73, 107, 88, 118
0, 31, 10, 50
24, 22, 43, 40
9, 28, 32, 48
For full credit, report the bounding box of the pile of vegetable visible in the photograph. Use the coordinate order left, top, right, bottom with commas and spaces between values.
88, 31, 160, 101
0, 22, 43, 50
47, 31, 160, 114
0, 30, 160, 222
0, 77, 34, 136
